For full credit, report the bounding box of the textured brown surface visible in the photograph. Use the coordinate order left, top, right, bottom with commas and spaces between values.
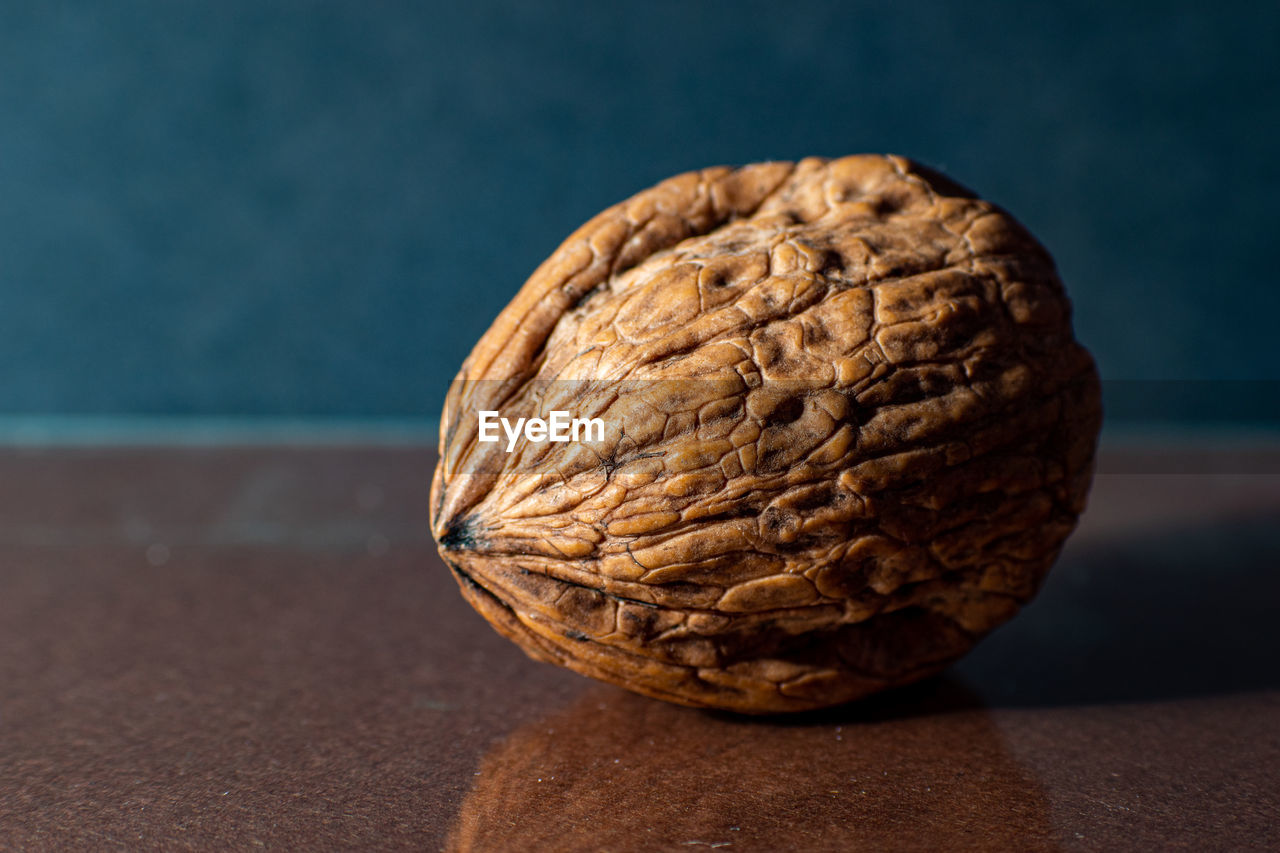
2, 444, 1280, 850
432, 155, 1101, 712
0, 445, 1279, 849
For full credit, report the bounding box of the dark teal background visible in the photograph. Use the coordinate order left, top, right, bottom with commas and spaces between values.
1, 1, 1276, 422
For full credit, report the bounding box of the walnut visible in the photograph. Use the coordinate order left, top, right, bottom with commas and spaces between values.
431, 155, 1101, 713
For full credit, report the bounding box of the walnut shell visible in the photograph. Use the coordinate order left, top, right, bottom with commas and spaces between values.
431, 155, 1101, 714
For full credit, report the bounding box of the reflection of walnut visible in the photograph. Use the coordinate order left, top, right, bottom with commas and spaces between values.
446, 685, 1052, 851
431, 155, 1101, 713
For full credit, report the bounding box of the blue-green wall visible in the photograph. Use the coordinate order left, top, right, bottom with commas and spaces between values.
1, 1, 1276, 423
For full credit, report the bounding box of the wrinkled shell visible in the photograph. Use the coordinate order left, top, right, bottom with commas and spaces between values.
431, 155, 1101, 713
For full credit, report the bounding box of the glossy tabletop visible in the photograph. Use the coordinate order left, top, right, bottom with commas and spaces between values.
1, 443, 1277, 850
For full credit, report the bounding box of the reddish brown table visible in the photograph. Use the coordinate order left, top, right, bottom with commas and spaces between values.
1, 443, 1277, 850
